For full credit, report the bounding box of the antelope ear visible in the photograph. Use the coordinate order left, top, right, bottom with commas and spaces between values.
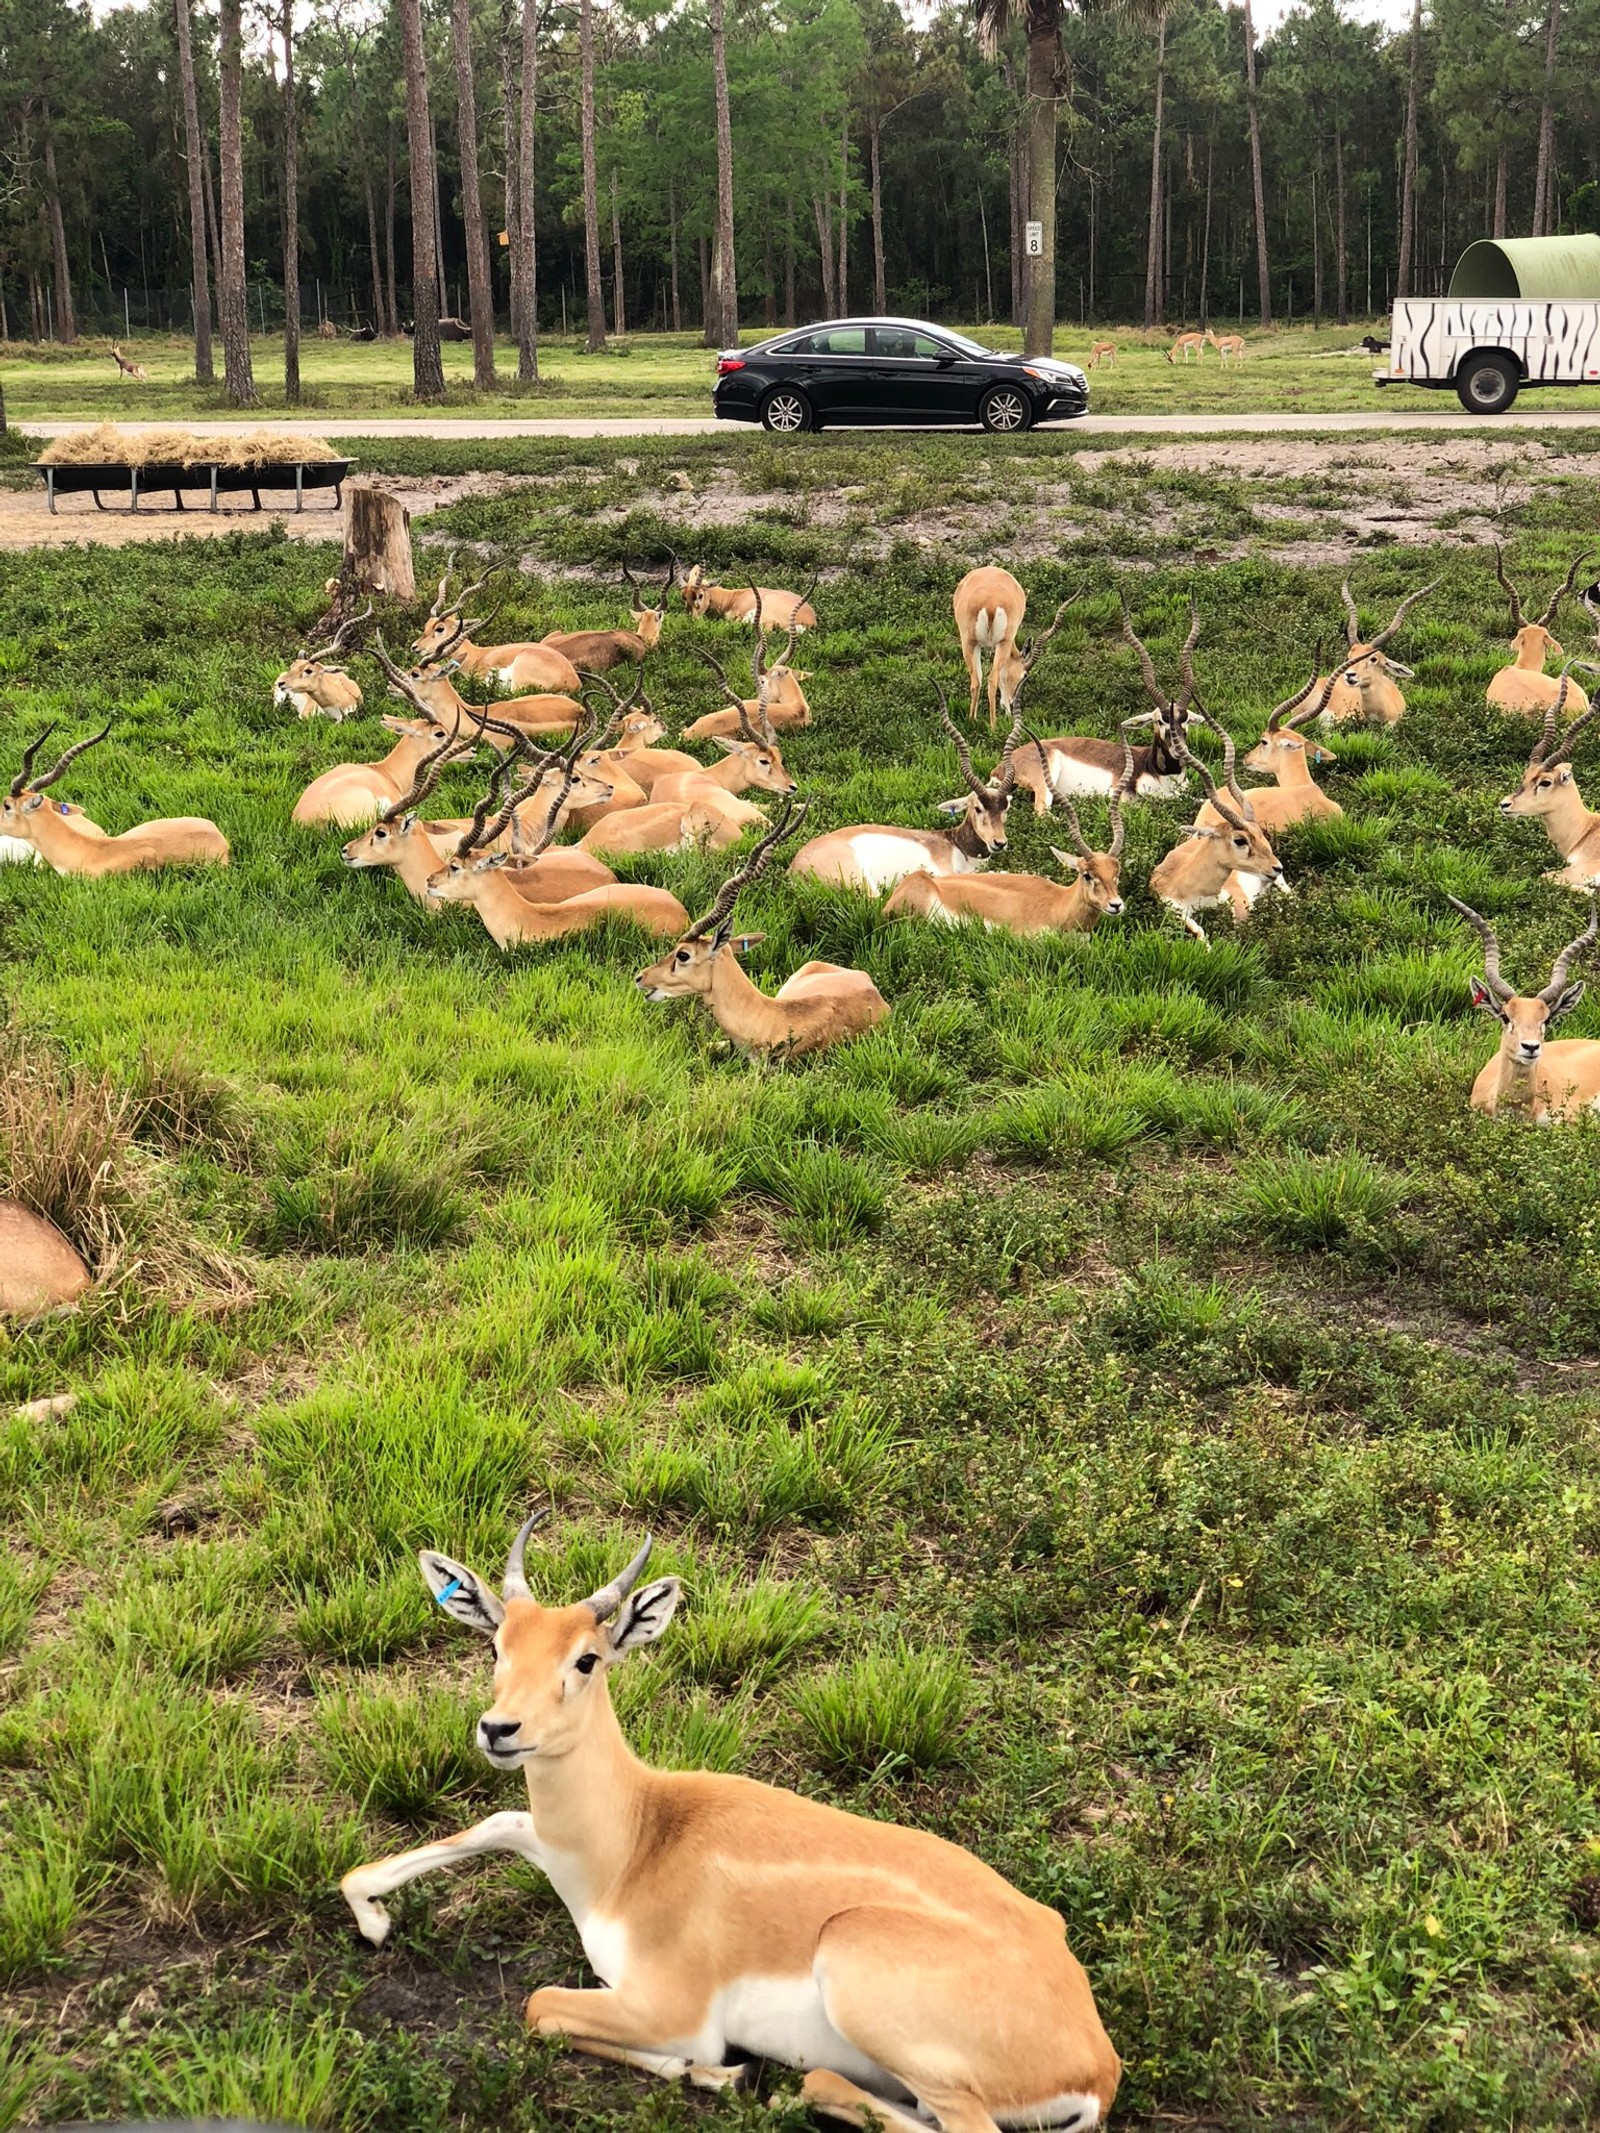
608, 1577, 682, 1655
1182, 822, 1222, 841
1469, 978, 1505, 1018
710, 736, 744, 754
483, 850, 511, 870
731, 932, 766, 954
1049, 846, 1085, 874
935, 797, 967, 817
1556, 764, 1576, 784
22, 795, 43, 814
1312, 745, 1336, 763
417, 1551, 505, 1633
1550, 979, 1586, 1023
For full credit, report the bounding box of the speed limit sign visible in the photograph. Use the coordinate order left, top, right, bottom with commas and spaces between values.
1025, 220, 1043, 257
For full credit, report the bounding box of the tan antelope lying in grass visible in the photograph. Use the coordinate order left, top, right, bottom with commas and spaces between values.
1, 728, 229, 873
953, 566, 1028, 729
343, 1516, 1117, 2126
640, 807, 891, 1056
1149, 718, 1284, 942
790, 694, 1023, 895
1487, 546, 1592, 716
1498, 672, 1600, 891
1449, 896, 1600, 1121
683, 606, 814, 741
1225, 670, 1343, 829
887, 757, 1131, 936
540, 564, 675, 672
1316, 578, 1437, 725
1010, 599, 1194, 811
274, 607, 373, 722
387, 660, 581, 741
413, 565, 584, 696
293, 714, 470, 828
681, 564, 818, 631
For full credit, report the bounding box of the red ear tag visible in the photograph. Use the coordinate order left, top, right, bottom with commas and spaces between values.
1470, 979, 1491, 1007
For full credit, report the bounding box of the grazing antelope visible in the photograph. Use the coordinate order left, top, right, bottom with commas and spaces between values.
1316, 578, 1438, 726
789, 695, 1022, 895
109, 341, 148, 380
274, 607, 374, 722
1486, 546, 1592, 716
1010, 599, 1195, 811
640, 807, 890, 1056
953, 567, 1040, 731
1498, 673, 1600, 892
413, 566, 584, 696
294, 714, 470, 829
1086, 341, 1117, 370
1166, 331, 1206, 363
1212, 670, 1343, 831
1207, 330, 1245, 365
1449, 897, 1600, 1121
680, 565, 817, 631
886, 766, 1130, 937
1148, 720, 1285, 942
540, 564, 676, 671
1, 728, 229, 873
343, 1515, 1117, 2122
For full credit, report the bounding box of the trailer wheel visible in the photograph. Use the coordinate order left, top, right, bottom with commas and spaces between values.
1456, 353, 1520, 414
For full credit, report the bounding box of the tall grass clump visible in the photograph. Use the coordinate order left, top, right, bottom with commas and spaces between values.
1234, 1149, 1406, 1250
791, 1643, 972, 1777
111, 2006, 357, 2130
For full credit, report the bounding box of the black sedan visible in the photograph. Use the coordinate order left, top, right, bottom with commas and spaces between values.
712, 318, 1089, 434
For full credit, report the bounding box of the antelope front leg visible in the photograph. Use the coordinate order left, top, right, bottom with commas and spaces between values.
341, 1810, 543, 1946
528, 1985, 750, 2094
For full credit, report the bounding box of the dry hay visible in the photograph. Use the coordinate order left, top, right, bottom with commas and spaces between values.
38, 424, 339, 468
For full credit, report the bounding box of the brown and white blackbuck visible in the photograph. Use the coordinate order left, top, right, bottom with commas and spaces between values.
1010, 598, 1195, 811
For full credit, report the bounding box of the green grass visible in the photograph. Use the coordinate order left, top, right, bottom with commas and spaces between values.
2, 436, 1600, 2132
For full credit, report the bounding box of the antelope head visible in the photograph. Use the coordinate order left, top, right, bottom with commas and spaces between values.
1494, 543, 1591, 669
997, 593, 1079, 707
936, 688, 1021, 856
343, 717, 470, 870
1500, 667, 1600, 819
1048, 744, 1132, 918
412, 557, 497, 660
1242, 666, 1340, 775
623, 559, 675, 645
1339, 576, 1438, 689
419, 1511, 681, 1767
274, 604, 373, 715
1120, 593, 1201, 763
1179, 707, 1286, 887
636, 802, 807, 999
680, 562, 710, 616
1449, 895, 1596, 1066
711, 736, 798, 794
1, 724, 111, 837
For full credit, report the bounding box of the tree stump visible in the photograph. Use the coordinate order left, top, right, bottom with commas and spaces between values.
0, 1199, 92, 1317
341, 481, 416, 602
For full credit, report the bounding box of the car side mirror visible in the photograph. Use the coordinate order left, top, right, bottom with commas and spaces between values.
935, 356, 955, 368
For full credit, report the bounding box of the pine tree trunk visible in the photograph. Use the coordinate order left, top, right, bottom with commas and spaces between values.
282, 0, 300, 402
707, 0, 738, 345
1533, 0, 1559, 235
517, 0, 539, 378
611, 167, 626, 334
451, 0, 497, 386
217, 0, 257, 402
1242, 0, 1271, 325
430, 111, 448, 306
813, 195, 836, 313
698, 232, 710, 328
173, 0, 214, 382
669, 179, 682, 331
784, 203, 795, 325
399, 0, 445, 396
1311, 150, 1323, 324
1493, 152, 1507, 238
762, 224, 776, 324
203, 139, 224, 307
1022, 18, 1059, 356
1396, 0, 1421, 299
837, 116, 848, 312
362, 169, 386, 336
40, 122, 76, 344
1333, 122, 1348, 325
870, 122, 887, 315
1199, 137, 1212, 326
1004, 57, 1024, 328
1143, 12, 1166, 329
579, 0, 606, 350
501, 18, 520, 346
385, 130, 400, 334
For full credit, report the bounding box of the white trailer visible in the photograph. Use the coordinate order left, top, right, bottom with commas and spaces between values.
1373, 236, 1600, 414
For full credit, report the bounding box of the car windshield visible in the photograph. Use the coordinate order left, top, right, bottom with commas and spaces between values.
936, 329, 996, 357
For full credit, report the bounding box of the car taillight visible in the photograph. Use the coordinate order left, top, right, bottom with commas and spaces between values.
717, 357, 745, 375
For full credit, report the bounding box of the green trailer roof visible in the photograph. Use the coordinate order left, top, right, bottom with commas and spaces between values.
1450, 235, 1600, 299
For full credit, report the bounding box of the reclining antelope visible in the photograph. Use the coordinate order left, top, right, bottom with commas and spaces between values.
1317, 578, 1437, 725
1, 728, 229, 873
681, 564, 817, 632
639, 806, 891, 1057
1224, 669, 1342, 829
789, 694, 1022, 895
413, 565, 583, 696
385, 658, 581, 741
1498, 671, 1600, 892
1449, 896, 1600, 1121
887, 758, 1131, 937
1487, 546, 1592, 716
293, 710, 475, 829
342, 1514, 1117, 2128
682, 605, 813, 741
1149, 716, 1285, 942
1010, 599, 1194, 810
274, 606, 373, 722
540, 564, 676, 672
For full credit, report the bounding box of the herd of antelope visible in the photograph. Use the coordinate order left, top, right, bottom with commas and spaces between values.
5, 542, 1600, 1108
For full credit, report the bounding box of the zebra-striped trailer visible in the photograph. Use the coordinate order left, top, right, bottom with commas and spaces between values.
1374, 239, 1600, 414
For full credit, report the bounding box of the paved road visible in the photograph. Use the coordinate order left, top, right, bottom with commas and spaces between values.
19, 407, 1600, 441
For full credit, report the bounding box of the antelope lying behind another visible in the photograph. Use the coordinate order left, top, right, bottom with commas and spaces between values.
274, 606, 373, 722
1, 728, 229, 873
1449, 896, 1600, 1121
341, 1515, 1118, 2127
1498, 674, 1600, 892
1212, 670, 1342, 831
412, 564, 583, 695
684, 605, 813, 742
293, 715, 466, 828
1316, 578, 1437, 725
1010, 599, 1194, 810
1486, 546, 1592, 716
1148, 719, 1284, 942
681, 565, 818, 631
540, 564, 676, 672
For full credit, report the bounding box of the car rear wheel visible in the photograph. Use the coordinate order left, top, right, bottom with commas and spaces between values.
760, 387, 813, 434
1455, 353, 1519, 414
980, 385, 1032, 434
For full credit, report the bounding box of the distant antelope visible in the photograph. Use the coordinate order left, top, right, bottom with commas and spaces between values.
1149, 718, 1285, 942
1449, 896, 1600, 1121
1207, 330, 1245, 365
109, 341, 148, 380
342, 1512, 1117, 2121
1486, 545, 1592, 716
681, 565, 817, 631
413, 564, 583, 696
1317, 577, 1438, 725
1213, 669, 1343, 831
1087, 341, 1117, 370
789, 694, 1023, 895
1498, 671, 1600, 891
1010, 598, 1195, 810
1, 727, 229, 873
639, 805, 890, 1057
1166, 331, 1206, 363
540, 564, 676, 671
274, 606, 374, 722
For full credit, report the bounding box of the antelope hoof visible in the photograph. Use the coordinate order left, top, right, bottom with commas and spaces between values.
691, 2061, 755, 2093
340, 1884, 393, 1946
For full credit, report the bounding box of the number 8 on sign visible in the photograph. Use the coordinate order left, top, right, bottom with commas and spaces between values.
1025, 220, 1043, 257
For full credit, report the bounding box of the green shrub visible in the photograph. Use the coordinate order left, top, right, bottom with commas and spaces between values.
791, 1643, 972, 1777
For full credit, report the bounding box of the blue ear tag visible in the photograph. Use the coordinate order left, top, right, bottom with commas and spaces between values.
435, 1576, 464, 1608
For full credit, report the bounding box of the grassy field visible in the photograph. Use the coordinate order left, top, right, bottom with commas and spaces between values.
3, 429, 1600, 2133
13, 320, 1600, 422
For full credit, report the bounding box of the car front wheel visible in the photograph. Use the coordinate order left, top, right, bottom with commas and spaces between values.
980, 385, 1032, 434
1455, 353, 1519, 414
760, 387, 813, 434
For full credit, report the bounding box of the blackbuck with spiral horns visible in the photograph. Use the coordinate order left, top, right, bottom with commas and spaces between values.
1149, 713, 1285, 942
638, 805, 890, 1057
341, 1514, 1119, 2128
1222, 669, 1343, 830
680, 604, 813, 741
1316, 578, 1438, 726
1, 728, 230, 873
412, 563, 584, 697
274, 605, 374, 721
1448, 896, 1600, 1121
886, 750, 1132, 936
1010, 598, 1195, 812
1487, 547, 1592, 716
1499, 671, 1600, 892
788, 694, 1024, 895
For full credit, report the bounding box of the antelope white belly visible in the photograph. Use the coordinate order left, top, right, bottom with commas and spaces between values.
847, 833, 939, 894
1136, 771, 1186, 799
1045, 756, 1117, 799
718, 1973, 903, 2092
0, 837, 41, 866
576, 1910, 629, 1986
